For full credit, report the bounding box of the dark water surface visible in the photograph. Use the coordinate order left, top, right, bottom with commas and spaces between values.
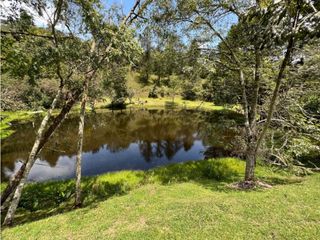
1, 109, 243, 182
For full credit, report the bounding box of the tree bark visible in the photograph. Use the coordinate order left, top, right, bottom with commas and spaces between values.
249, 48, 261, 128
75, 73, 90, 207
245, 141, 256, 181
244, 48, 262, 181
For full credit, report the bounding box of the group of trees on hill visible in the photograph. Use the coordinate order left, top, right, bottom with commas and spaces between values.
1, 0, 319, 226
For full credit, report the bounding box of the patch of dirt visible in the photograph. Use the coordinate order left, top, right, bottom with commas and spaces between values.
230, 180, 272, 190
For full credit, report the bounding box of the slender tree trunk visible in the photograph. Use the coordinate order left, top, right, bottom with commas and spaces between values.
245, 141, 256, 181
253, 0, 301, 162
249, 48, 261, 128
254, 37, 295, 159
244, 0, 300, 181
74, 39, 96, 207
244, 48, 262, 181
1, 90, 78, 208
0, 85, 63, 205
238, 67, 258, 181
239, 69, 252, 137
2, 86, 63, 226
75, 73, 90, 207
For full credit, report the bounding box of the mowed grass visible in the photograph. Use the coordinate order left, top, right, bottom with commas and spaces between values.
2, 158, 320, 240
127, 97, 225, 111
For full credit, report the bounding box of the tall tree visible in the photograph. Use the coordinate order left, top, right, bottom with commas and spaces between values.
144, 0, 320, 182
74, 0, 144, 207
1, 0, 147, 225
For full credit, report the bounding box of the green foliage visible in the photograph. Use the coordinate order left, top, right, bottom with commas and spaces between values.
201, 159, 241, 180
181, 81, 197, 100
262, 39, 320, 168
149, 158, 243, 184
304, 94, 320, 116
103, 66, 129, 107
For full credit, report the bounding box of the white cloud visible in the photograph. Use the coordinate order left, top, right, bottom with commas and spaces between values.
4, 156, 76, 182
1, 0, 66, 31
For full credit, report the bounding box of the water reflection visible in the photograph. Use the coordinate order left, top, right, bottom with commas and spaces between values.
1, 109, 243, 181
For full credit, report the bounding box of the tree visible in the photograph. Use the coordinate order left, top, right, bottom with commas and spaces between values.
144, 0, 320, 182
1, 0, 147, 225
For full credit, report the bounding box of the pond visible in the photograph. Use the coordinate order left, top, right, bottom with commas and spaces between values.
1, 108, 244, 182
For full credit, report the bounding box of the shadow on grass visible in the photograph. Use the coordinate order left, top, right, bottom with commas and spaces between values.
1, 158, 304, 227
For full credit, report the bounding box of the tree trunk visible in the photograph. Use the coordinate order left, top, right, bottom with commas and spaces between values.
238, 67, 257, 181
1, 90, 79, 208
74, 39, 96, 207
254, 37, 295, 160
75, 73, 90, 207
239, 69, 252, 137
2, 86, 63, 226
249, 48, 262, 128
244, 48, 262, 181
245, 141, 256, 181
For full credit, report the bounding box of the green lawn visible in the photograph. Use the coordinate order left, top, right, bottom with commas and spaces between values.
2, 158, 320, 239
126, 97, 226, 111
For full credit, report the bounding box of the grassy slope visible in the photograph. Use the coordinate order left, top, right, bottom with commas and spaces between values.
2, 158, 320, 239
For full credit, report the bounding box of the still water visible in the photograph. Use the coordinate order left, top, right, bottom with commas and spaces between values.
1, 109, 243, 182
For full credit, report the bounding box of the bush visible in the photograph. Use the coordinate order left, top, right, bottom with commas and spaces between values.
148, 85, 158, 98
138, 71, 149, 85
304, 94, 320, 116
181, 88, 197, 100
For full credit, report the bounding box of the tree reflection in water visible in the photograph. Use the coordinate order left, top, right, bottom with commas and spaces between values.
1, 109, 243, 181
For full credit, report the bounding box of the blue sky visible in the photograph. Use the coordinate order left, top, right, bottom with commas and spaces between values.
103, 0, 136, 14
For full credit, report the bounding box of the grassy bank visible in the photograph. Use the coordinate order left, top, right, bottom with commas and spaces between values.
1, 98, 228, 140
0, 111, 39, 139
126, 97, 226, 111
93, 96, 227, 111
2, 158, 319, 239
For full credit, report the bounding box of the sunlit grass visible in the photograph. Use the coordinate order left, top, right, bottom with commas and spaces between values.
2, 157, 319, 240
95, 97, 226, 111
0, 111, 39, 139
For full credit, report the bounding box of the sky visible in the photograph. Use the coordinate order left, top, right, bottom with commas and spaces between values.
0, 0, 136, 26
105, 0, 136, 14
1, 0, 238, 46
